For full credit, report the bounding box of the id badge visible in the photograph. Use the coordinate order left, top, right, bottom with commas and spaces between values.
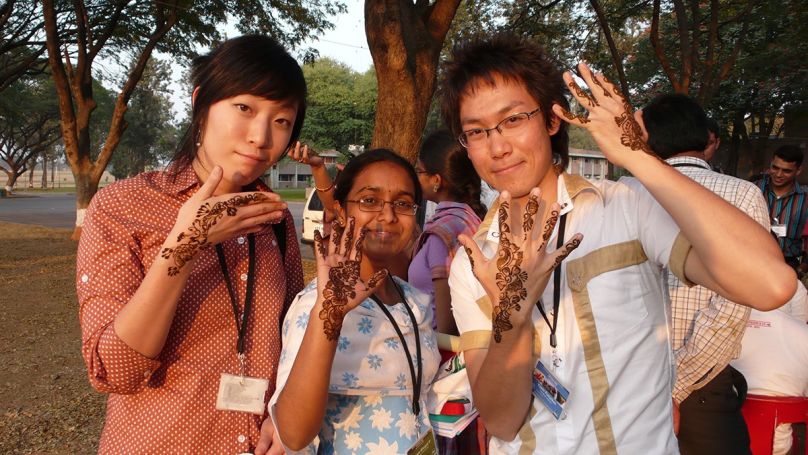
408, 428, 438, 455
772, 224, 787, 238
531, 360, 569, 420
215, 373, 269, 415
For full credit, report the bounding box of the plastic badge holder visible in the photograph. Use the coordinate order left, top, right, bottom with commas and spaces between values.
531, 360, 569, 420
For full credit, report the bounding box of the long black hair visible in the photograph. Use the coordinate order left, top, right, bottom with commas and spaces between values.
419, 130, 486, 219
170, 34, 307, 172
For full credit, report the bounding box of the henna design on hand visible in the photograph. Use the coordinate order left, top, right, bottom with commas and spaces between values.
320, 258, 361, 340
366, 269, 388, 290
615, 111, 653, 154
464, 245, 475, 270
522, 193, 539, 240
540, 209, 560, 253
591, 75, 613, 99
314, 230, 327, 259
568, 80, 598, 107
492, 201, 528, 343
559, 107, 590, 124
331, 220, 345, 255
161, 193, 267, 276
552, 236, 582, 269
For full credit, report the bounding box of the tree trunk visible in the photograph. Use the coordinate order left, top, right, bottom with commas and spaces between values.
41, 151, 48, 188
71, 161, 97, 239
365, 0, 460, 163
27, 157, 36, 188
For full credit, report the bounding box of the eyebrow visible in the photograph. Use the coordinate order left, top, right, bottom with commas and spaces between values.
460, 101, 529, 127
354, 185, 415, 199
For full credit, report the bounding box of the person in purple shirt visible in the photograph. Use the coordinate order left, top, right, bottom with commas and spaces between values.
409, 130, 486, 335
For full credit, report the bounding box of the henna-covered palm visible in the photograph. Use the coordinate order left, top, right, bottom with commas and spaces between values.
162, 193, 268, 276
553, 62, 657, 169
459, 190, 583, 343
313, 217, 388, 341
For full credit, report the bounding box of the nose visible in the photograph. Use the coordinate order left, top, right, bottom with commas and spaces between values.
375, 201, 398, 223
248, 118, 272, 149
487, 128, 512, 159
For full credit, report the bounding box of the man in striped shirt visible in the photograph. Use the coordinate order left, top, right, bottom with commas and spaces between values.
641, 94, 770, 455
754, 145, 808, 274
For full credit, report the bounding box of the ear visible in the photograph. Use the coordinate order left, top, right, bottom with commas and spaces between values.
334, 201, 347, 224
548, 111, 562, 136
192, 86, 200, 107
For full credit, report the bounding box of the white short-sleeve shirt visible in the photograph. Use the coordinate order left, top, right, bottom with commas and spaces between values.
449, 173, 691, 454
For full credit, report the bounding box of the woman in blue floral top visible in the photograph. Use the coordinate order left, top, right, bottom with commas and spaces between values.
270, 149, 440, 454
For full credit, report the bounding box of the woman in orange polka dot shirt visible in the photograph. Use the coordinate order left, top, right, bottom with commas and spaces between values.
76, 35, 305, 453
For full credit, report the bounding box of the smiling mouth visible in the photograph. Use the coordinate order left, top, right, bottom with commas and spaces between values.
492, 162, 523, 174
236, 152, 266, 163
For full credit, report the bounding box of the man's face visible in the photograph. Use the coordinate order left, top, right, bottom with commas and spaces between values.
770, 156, 801, 189
457, 74, 559, 200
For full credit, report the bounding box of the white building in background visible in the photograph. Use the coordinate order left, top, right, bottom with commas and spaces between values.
567, 148, 608, 180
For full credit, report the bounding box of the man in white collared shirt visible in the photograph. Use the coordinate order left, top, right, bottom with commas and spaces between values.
640, 93, 771, 454
439, 33, 794, 454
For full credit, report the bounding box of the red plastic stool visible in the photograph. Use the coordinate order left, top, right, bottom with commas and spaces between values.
742, 394, 808, 455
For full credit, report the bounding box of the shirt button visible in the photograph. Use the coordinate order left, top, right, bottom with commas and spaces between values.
272, 239, 277, 247
143, 370, 151, 378
81, 274, 89, 283
237, 434, 246, 443
240, 273, 248, 282
237, 236, 245, 245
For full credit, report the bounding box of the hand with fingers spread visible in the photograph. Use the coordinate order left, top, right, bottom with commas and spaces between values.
160, 166, 288, 276
313, 217, 388, 340
459, 189, 583, 342
553, 62, 655, 169
288, 141, 324, 168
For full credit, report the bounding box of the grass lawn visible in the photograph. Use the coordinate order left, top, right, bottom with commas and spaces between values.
0, 221, 315, 453
274, 188, 307, 201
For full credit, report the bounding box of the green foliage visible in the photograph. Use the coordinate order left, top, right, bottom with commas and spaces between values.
109, 59, 179, 179
299, 58, 376, 153
0, 73, 61, 183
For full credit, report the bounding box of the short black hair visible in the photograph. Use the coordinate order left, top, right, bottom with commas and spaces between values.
774, 145, 804, 167
641, 93, 709, 159
171, 34, 307, 171
334, 149, 422, 207
439, 33, 570, 169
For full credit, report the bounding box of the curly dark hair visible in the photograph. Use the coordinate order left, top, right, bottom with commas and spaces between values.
439, 32, 570, 169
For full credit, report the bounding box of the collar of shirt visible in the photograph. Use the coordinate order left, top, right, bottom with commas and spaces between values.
478, 172, 603, 244
761, 174, 805, 198
666, 156, 712, 170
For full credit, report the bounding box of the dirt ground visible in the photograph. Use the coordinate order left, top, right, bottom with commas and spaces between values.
0, 221, 316, 453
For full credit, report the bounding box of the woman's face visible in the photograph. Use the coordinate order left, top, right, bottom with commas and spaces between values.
414, 159, 435, 201
195, 93, 298, 193
338, 162, 418, 261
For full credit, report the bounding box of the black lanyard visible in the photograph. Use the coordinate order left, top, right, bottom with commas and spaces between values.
671, 162, 711, 170
215, 234, 256, 357
535, 213, 568, 349
370, 278, 422, 416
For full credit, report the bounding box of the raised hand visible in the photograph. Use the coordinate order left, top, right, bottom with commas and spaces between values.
459, 189, 582, 343
161, 166, 287, 276
288, 141, 324, 168
313, 217, 388, 341
552, 62, 656, 169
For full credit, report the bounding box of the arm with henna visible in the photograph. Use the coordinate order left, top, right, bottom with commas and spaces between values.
553, 63, 794, 310
457, 190, 581, 440
112, 166, 289, 359
274, 218, 387, 450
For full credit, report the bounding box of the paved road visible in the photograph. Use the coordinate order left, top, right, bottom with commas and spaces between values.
0, 192, 313, 259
